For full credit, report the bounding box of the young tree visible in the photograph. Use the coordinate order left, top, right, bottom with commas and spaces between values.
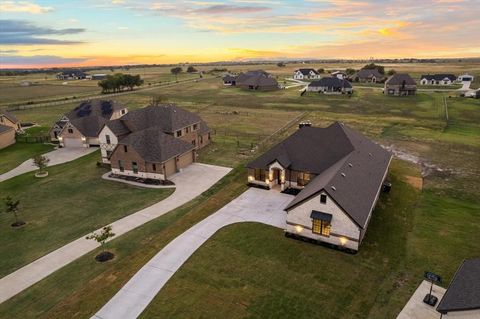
387, 69, 397, 76
3, 196, 24, 227
345, 68, 356, 75
187, 66, 198, 73
277, 62, 286, 67
317, 68, 325, 74
86, 225, 116, 262
33, 154, 50, 174
170, 67, 183, 81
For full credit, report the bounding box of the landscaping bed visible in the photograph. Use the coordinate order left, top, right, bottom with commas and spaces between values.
108, 173, 174, 186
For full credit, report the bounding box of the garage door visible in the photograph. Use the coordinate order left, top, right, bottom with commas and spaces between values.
63, 137, 83, 148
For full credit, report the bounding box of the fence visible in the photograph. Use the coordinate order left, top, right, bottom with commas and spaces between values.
16, 135, 51, 143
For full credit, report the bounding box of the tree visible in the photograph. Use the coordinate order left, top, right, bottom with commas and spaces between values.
317, 68, 325, 74
346, 68, 356, 75
98, 73, 143, 93
3, 196, 24, 227
187, 66, 198, 73
387, 69, 396, 76
86, 225, 116, 262
33, 155, 50, 174
170, 67, 183, 81
363, 63, 385, 74
277, 62, 286, 67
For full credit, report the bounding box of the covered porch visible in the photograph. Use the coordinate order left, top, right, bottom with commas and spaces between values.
247, 161, 312, 192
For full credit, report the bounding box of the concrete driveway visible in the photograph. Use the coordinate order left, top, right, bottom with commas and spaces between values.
92, 188, 294, 319
0, 163, 231, 304
0, 147, 98, 182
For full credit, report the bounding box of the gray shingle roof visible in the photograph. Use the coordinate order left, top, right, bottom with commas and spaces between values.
354, 68, 385, 80
118, 127, 194, 163
0, 124, 14, 134
297, 68, 319, 76
421, 74, 456, 82
70, 116, 107, 138
105, 118, 130, 136
309, 77, 352, 89
248, 122, 391, 228
437, 257, 480, 313
233, 70, 278, 88
66, 100, 125, 121
386, 73, 416, 86
199, 120, 210, 135
120, 104, 201, 133
0, 109, 19, 123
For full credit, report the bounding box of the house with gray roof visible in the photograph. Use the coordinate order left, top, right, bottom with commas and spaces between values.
420, 74, 456, 85
307, 77, 352, 94
56, 69, 87, 80
293, 68, 320, 80
351, 68, 386, 83
384, 73, 417, 96
0, 124, 15, 150
0, 109, 21, 132
99, 104, 211, 181
437, 257, 480, 318
51, 100, 128, 147
246, 122, 391, 251
223, 70, 279, 91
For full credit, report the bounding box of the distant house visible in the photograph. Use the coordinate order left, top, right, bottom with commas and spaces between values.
436, 257, 480, 318
224, 70, 279, 91
331, 71, 346, 79
51, 100, 128, 147
0, 109, 21, 131
384, 73, 417, 96
351, 68, 386, 83
246, 122, 391, 251
457, 74, 474, 82
420, 74, 456, 85
0, 124, 15, 150
56, 70, 87, 80
98, 104, 211, 181
293, 68, 320, 80
307, 77, 353, 94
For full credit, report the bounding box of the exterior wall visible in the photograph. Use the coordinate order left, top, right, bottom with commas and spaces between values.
198, 132, 211, 149
384, 84, 417, 96
0, 129, 15, 149
420, 78, 453, 85
442, 309, 480, 319
111, 108, 128, 120
110, 145, 169, 180
307, 86, 352, 94
0, 115, 20, 131
247, 168, 270, 187
98, 125, 119, 163
286, 191, 361, 250
58, 123, 87, 147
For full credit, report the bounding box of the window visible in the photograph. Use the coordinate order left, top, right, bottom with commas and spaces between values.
193, 124, 198, 131
320, 194, 327, 204
186, 127, 190, 133
192, 140, 196, 146
312, 219, 331, 236
68, 128, 73, 134
118, 160, 124, 172
106, 135, 111, 144
254, 168, 266, 181
121, 109, 126, 115
297, 172, 311, 186
106, 150, 112, 157
132, 162, 138, 174
124, 145, 128, 152
176, 130, 182, 137
200, 136, 203, 144
208, 133, 211, 140
152, 163, 156, 171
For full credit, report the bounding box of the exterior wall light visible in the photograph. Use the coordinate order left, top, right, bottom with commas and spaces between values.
295, 225, 303, 233
339, 237, 348, 246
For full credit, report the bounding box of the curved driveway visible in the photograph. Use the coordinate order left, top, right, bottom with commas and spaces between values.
92, 188, 294, 319
0, 163, 231, 304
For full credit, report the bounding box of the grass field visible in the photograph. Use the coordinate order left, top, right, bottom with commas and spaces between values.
0, 143, 55, 175
0, 62, 479, 318
0, 151, 173, 277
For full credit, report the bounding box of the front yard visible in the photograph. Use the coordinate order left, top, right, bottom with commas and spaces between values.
0, 142, 55, 175
0, 151, 173, 277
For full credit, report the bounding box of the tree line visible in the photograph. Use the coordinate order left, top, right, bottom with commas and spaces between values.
98, 73, 143, 93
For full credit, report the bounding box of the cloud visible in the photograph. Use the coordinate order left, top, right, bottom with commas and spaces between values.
1, 55, 88, 66
195, 4, 271, 14
0, 1, 53, 14
0, 20, 85, 45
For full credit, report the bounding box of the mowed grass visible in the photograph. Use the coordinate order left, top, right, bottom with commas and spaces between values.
0, 142, 55, 174
0, 151, 173, 277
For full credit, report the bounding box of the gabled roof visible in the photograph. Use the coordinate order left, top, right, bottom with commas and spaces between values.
354, 68, 385, 79
420, 74, 456, 81
248, 122, 391, 228
309, 77, 352, 89
199, 120, 210, 135
437, 257, 480, 314
66, 100, 125, 121
0, 124, 14, 134
69, 116, 108, 138
120, 104, 202, 133
0, 109, 19, 124
296, 68, 319, 76
104, 118, 130, 136
118, 127, 194, 163
234, 70, 278, 88
385, 73, 416, 86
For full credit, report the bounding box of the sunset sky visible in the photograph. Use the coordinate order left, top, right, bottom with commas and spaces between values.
1, 0, 479, 68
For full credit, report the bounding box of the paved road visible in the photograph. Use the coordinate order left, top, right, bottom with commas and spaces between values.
0, 147, 98, 182
92, 188, 293, 319
0, 163, 231, 304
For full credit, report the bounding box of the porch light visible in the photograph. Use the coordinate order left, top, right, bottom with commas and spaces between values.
295, 225, 303, 233
339, 237, 348, 246
280, 171, 285, 183
248, 176, 253, 182
58, 136, 63, 141
81, 137, 86, 141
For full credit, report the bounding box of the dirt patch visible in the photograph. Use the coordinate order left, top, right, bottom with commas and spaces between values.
405, 176, 423, 190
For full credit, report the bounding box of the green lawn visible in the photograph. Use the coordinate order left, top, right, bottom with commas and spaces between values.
0, 143, 55, 174
0, 151, 173, 277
